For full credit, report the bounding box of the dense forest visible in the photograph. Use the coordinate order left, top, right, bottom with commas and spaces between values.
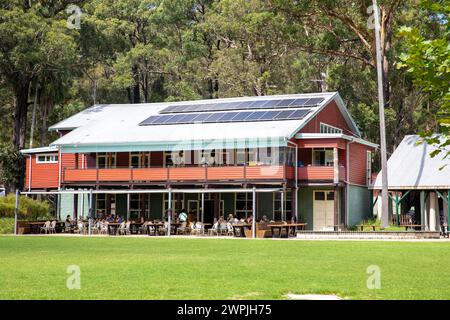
0, 0, 448, 192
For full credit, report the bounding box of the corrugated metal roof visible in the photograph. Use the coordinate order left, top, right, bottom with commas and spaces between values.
20, 146, 58, 154
373, 135, 450, 190
48, 92, 360, 152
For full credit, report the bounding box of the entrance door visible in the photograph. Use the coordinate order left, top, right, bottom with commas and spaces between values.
187, 200, 199, 222
313, 191, 335, 231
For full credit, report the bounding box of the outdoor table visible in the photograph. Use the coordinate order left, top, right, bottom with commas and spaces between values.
107, 223, 120, 235
231, 223, 252, 237
129, 222, 143, 234
28, 221, 46, 234
270, 223, 307, 238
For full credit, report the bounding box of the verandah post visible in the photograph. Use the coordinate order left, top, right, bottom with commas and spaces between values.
395, 193, 399, 226
421, 190, 426, 231
201, 191, 205, 235
252, 187, 256, 239
88, 189, 93, 236
167, 188, 172, 236
448, 190, 450, 232
14, 189, 19, 235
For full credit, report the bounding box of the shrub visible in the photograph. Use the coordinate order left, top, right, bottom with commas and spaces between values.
0, 218, 15, 234
0, 195, 51, 220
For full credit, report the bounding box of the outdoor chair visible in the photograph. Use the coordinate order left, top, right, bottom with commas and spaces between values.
100, 222, 108, 235
218, 222, 228, 236
191, 222, 204, 236
147, 225, 156, 236
176, 222, 189, 235
40, 221, 51, 234
48, 220, 57, 234
208, 222, 219, 236
226, 223, 234, 236
118, 221, 130, 235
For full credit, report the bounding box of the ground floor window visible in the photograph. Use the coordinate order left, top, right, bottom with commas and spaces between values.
273, 191, 292, 221
128, 194, 150, 220
235, 193, 253, 219
96, 193, 107, 217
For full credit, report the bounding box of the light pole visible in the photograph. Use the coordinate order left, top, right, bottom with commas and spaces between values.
372, 0, 389, 228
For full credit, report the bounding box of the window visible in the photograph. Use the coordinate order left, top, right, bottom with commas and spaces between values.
235, 193, 253, 218
366, 151, 372, 185
320, 123, 343, 134
312, 148, 334, 166
130, 152, 150, 168
96, 153, 116, 168
36, 154, 58, 163
164, 151, 184, 167
236, 149, 246, 165
314, 191, 334, 201
274, 191, 292, 220
96, 193, 107, 216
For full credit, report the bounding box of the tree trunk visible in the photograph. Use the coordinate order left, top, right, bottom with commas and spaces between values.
12, 82, 30, 151
132, 65, 140, 103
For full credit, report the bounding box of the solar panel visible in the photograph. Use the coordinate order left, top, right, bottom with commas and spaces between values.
304, 97, 324, 106
159, 97, 324, 114
274, 110, 295, 120
218, 112, 240, 121
204, 112, 225, 122
276, 99, 296, 107
141, 108, 311, 126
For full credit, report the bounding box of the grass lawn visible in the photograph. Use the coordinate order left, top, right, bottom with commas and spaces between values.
1, 236, 450, 300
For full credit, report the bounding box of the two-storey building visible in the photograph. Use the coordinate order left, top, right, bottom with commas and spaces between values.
21, 92, 377, 230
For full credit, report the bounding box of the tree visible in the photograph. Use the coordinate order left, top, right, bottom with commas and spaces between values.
397, 0, 449, 160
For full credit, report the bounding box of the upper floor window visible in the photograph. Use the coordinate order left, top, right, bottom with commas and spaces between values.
312, 148, 334, 166
97, 152, 116, 168
164, 151, 185, 167
320, 123, 343, 134
130, 152, 150, 168
36, 154, 58, 164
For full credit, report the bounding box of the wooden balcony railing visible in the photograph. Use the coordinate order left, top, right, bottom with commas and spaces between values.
62, 165, 291, 184
297, 165, 345, 181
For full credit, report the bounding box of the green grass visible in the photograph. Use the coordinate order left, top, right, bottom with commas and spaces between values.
0, 236, 449, 300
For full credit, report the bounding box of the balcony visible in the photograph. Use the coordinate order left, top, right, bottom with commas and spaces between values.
298, 165, 346, 181
62, 165, 293, 184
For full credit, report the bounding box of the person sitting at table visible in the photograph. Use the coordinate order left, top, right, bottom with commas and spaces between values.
260, 215, 269, 223
117, 215, 123, 224
65, 215, 73, 232
106, 214, 114, 223
179, 208, 188, 228
246, 215, 253, 224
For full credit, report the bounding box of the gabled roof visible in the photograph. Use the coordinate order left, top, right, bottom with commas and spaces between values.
373, 135, 450, 190
49, 92, 362, 153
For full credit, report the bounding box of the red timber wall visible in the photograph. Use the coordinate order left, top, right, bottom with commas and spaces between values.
347, 142, 374, 186
24, 153, 59, 189
300, 101, 352, 134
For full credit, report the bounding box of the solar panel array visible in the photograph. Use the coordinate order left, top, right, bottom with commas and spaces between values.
159, 97, 324, 114
140, 109, 311, 126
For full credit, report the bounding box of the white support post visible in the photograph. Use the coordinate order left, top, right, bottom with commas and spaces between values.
201, 192, 205, 235
126, 193, 130, 221
14, 189, 19, 235
88, 189, 93, 236
252, 187, 256, 239
429, 192, 438, 232
333, 147, 339, 184
281, 190, 285, 221
167, 188, 172, 236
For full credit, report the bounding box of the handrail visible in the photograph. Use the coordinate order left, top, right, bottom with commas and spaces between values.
61, 164, 295, 183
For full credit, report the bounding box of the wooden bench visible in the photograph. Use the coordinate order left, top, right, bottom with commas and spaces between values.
356, 225, 382, 231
